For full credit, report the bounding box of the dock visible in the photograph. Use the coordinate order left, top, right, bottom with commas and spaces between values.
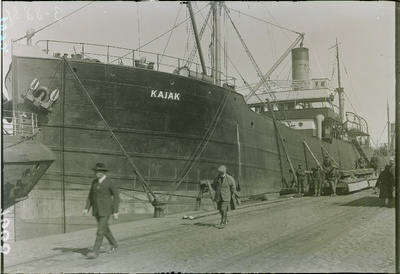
3, 188, 395, 273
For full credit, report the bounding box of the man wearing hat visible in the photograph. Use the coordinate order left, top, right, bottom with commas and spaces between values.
295, 164, 306, 194
389, 158, 395, 178
83, 163, 120, 259
326, 165, 340, 197
211, 165, 237, 229
369, 153, 379, 176
310, 166, 324, 197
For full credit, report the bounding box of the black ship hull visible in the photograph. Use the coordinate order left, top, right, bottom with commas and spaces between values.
11, 55, 374, 193
8, 51, 379, 239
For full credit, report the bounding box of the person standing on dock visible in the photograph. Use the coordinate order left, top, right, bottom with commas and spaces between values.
83, 163, 120, 259
311, 166, 324, 197
295, 164, 306, 194
212, 165, 237, 229
376, 164, 395, 208
325, 165, 339, 197
369, 153, 379, 176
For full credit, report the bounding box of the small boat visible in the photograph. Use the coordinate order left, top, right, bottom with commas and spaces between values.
3, 105, 55, 209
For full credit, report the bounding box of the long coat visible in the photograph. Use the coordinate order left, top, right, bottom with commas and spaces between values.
212, 174, 236, 202
85, 178, 120, 217
377, 170, 395, 199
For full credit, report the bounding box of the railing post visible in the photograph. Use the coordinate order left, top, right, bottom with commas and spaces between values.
20, 113, 23, 135
82, 43, 85, 58
178, 58, 180, 68
107, 46, 110, 64
31, 113, 34, 135
12, 110, 16, 136
157, 54, 159, 71
46, 40, 49, 54
132, 50, 135, 67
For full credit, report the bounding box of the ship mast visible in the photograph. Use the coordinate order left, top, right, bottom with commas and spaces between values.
212, 1, 222, 86
335, 38, 345, 124
187, 2, 207, 75
387, 101, 391, 155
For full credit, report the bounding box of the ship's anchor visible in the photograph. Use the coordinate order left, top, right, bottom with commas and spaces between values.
21, 78, 60, 112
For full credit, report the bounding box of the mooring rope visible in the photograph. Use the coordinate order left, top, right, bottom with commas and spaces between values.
164, 88, 230, 200
3, 130, 40, 149
63, 58, 155, 203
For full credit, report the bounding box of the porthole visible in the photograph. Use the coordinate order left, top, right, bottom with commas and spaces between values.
73, 67, 78, 72
110, 70, 116, 77
251, 122, 254, 127
298, 122, 303, 127
170, 80, 174, 85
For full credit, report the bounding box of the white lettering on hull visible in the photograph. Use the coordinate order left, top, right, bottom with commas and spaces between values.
150, 89, 180, 101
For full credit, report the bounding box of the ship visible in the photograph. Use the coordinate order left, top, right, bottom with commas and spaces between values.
4, 2, 390, 239
2, 96, 56, 209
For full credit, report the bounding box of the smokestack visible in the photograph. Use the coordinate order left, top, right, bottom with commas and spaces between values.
291, 47, 310, 90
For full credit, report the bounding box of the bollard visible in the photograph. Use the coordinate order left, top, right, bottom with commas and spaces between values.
152, 197, 167, 218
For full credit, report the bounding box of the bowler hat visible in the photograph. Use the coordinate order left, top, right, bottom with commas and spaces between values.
217, 165, 227, 172
92, 163, 108, 172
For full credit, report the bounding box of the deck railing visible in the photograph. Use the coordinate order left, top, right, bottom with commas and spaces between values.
35, 40, 236, 87
2, 110, 38, 136
344, 111, 369, 136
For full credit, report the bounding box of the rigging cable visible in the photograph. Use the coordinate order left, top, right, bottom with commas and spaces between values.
339, 52, 366, 119
305, 36, 324, 78
261, 4, 278, 62
3, 131, 40, 149
376, 123, 388, 146
261, 2, 292, 42
186, 6, 212, 67
229, 7, 302, 36
223, 4, 294, 127
63, 58, 156, 203
224, 5, 272, 90
165, 89, 230, 197
111, 3, 210, 64
14, 2, 95, 42
137, 3, 141, 57
183, 5, 191, 60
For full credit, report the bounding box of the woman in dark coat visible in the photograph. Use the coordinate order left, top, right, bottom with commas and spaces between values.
376, 165, 395, 207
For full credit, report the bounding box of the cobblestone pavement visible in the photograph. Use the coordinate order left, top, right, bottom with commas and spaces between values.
3, 189, 396, 273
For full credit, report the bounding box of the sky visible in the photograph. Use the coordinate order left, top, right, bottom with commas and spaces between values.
1, 1, 395, 147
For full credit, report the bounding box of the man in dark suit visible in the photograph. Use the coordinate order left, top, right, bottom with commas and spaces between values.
212, 165, 237, 229
83, 163, 120, 259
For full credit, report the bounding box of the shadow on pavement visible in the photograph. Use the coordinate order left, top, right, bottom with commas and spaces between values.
191, 222, 217, 227
340, 196, 383, 207
52, 247, 92, 256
